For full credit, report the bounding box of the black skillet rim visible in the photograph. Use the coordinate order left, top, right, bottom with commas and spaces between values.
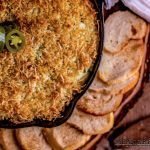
0, 0, 104, 128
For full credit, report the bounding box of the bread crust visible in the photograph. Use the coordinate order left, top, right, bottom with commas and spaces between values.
0, 129, 19, 150
89, 70, 139, 95
104, 11, 147, 53
43, 123, 91, 150
77, 92, 123, 115
67, 109, 114, 135
16, 127, 51, 150
99, 40, 144, 84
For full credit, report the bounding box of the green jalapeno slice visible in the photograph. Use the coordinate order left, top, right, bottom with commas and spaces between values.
6, 29, 25, 52
0, 26, 5, 52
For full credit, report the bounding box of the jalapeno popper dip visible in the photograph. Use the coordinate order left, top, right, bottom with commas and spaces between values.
0, 0, 98, 123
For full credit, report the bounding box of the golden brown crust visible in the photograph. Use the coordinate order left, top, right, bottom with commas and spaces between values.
0, 129, 19, 150
0, 0, 98, 123
99, 40, 144, 84
87, 67, 139, 95
43, 123, 91, 150
77, 92, 123, 115
16, 127, 52, 150
104, 11, 147, 53
67, 109, 114, 135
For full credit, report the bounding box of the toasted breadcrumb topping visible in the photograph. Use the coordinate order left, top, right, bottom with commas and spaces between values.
0, 0, 98, 123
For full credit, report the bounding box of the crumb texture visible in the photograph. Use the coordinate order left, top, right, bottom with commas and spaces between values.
0, 0, 98, 123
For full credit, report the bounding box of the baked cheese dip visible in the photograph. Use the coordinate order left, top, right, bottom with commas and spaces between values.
0, 0, 99, 123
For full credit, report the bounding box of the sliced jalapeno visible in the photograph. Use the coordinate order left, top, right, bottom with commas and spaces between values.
6, 29, 25, 52
0, 26, 5, 52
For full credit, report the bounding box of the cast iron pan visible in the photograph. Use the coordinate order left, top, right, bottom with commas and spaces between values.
0, 0, 104, 128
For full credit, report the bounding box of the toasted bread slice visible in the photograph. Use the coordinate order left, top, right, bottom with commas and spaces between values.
90, 71, 139, 95
77, 91, 123, 115
0, 129, 19, 150
119, 72, 139, 94
99, 40, 144, 84
104, 11, 147, 53
43, 123, 91, 150
16, 127, 52, 150
67, 109, 114, 135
